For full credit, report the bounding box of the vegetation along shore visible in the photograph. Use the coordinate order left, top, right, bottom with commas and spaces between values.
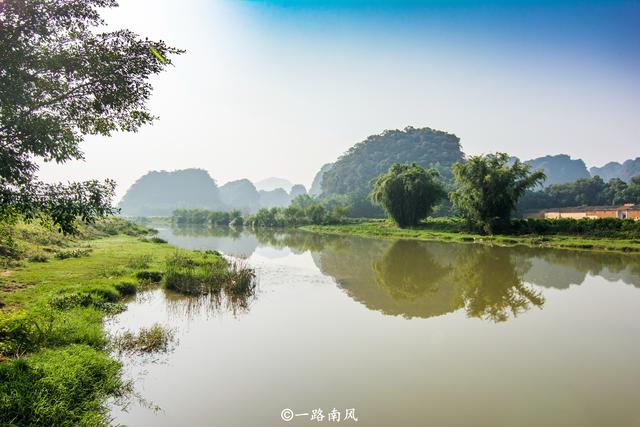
301, 218, 640, 254
0, 218, 255, 426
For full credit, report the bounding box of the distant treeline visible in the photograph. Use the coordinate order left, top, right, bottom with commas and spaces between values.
519, 176, 640, 211
172, 195, 350, 227
173, 209, 244, 226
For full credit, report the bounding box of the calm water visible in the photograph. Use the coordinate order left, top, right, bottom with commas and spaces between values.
108, 226, 640, 427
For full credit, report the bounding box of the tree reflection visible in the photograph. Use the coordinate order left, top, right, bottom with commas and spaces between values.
372, 240, 450, 300
452, 246, 544, 322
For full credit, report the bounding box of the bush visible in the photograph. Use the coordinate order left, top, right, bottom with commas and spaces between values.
55, 248, 92, 260
49, 291, 124, 315
135, 271, 163, 283
114, 282, 137, 297
28, 254, 49, 263
0, 345, 125, 427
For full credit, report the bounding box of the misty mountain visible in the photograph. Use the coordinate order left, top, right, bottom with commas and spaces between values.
119, 169, 222, 216
524, 154, 590, 186
309, 163, 333, 196
255, 177, 293, 192
219, 179, 260, 213
590, 158, 640, 182
290, 184, 307, 198
258, 188, 291, 208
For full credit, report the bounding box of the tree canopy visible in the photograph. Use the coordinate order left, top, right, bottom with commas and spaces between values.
451, 153, 546, 233
322, 127, 463, 195
518, 175, 640, 211
371, 163, 446, 228
0, 0, 182, 232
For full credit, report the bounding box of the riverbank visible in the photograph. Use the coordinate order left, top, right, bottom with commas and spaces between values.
301, 221, 640, 253
0, 219, 241, 426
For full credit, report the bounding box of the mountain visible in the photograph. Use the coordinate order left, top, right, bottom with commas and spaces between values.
254, 177, 293, 192
289, 184, 307, 198
258, 188, 291, 208
219, 179, 260, 213
321, 126, 464, 196
119, 169, 222, 216
590, 158, 640, 182
309, 163, 333, 196
524, 154, 590, 186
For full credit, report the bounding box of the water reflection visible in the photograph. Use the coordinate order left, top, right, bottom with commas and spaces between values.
163, 225, 640, 322
452, 245, 544, 322
164, 288, 254, 321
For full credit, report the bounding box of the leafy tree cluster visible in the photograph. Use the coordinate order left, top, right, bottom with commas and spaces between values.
245, 195, 349, 227
370, 154, 546, 233
518, 176, 640, 211
172, 209, 243, 227
0, 0, 182, 233
171, 196, 351, 228
370, 164, 446, 228
450, 153, 546, 233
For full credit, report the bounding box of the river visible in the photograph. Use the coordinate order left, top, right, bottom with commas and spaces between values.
108, 226, 640, 427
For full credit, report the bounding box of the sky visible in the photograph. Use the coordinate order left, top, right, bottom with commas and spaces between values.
37, 0, 640, 200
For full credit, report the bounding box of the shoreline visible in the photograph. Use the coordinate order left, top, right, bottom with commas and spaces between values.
300, 222, 640, 254
0, 220, 242, 425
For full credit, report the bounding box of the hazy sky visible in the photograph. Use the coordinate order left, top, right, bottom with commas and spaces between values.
38, 0, 640, 200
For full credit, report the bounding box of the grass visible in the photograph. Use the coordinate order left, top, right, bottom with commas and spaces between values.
111, 324, 175, 354
0, 217, 257, 425
0, 344, 126, 427
301, 219, 640, 254
164, 251, 256, 297
0, 218, 248, 425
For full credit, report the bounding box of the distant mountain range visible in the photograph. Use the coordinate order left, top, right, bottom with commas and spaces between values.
119, 127, 637, 217
590, 158, 640, 183
118, 170, 306, 217
254, 177, 293, 192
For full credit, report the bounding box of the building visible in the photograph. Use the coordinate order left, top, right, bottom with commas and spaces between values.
539, 203, 640, 220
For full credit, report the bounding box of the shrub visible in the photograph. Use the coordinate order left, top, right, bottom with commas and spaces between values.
28, 254, 49, 263
54, 248, 92, 260
114, 282, 137, 297
135, 271, 163, 283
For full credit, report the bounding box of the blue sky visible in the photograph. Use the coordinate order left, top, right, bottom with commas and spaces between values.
39, 0, 640, 198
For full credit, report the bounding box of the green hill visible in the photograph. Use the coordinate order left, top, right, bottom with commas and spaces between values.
321, 126, 463, 196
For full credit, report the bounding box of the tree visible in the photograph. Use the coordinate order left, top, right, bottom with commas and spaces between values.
370, 163, 446, 228
0, 0, 182, 233
451, 153, 545, 233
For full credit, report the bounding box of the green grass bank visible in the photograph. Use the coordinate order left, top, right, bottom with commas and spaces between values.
301, 219, 640, 253
0, 219, 249, 426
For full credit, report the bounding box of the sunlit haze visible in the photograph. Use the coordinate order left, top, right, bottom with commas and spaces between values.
37, 0, 640, 200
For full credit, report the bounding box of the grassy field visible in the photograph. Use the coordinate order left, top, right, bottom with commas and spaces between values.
0, 219, 246, 426
301, 221, 640, 253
